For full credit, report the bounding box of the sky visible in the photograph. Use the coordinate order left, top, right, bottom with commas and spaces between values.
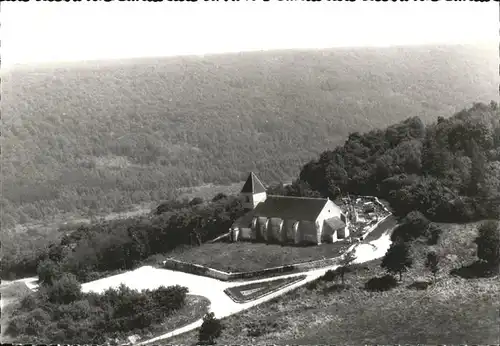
1, 1, 498, 67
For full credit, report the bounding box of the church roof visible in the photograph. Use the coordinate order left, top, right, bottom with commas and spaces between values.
324, 217, 346, 230
241, 172, 266, 194
253, 195, 329, 221
231, 209, 257, 229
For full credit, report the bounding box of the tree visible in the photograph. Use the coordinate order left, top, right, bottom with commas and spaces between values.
474, 220, 500, 273
425, 251, 439, 281
381, 241, 413, 281
468, 139, 487, 196
46, 273, 82, 304
211, 193, 227, 202
198, 312, 224, 345
391, 211, 430, 242
338, 251, 356, 285
37, 259, 62, 286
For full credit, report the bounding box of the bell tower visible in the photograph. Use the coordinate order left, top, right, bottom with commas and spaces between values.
240, 172, 267, 210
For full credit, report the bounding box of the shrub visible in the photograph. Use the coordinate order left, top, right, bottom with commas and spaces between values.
450, 260, 497, 278
47, 273, 82, 304
426, 224, 442, 245
425, 251, 440, 281
151, 285, 188, 316
198, 312, 224, 345
212, 193, 227, 202
6, 308, 51, 338
37, 259, 62, 286
391, 211, 430, 242
321, 269, 338, 282
19, 294, 37, 311
364, 274, 398, 292
306, 280, 319, 290
407, 280, 432, 290
474, 220, 500, 273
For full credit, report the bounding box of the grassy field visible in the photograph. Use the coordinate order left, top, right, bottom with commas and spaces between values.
168, 222, 500, 344
169, 240, 351, 272
169, 215, 398, 273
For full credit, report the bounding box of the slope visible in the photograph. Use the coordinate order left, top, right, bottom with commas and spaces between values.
1, 44, 497, 228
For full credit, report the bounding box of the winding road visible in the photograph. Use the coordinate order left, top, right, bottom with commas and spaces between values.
5, 218, 396, 345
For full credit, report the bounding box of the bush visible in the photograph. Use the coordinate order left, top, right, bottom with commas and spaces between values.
5, 280, 190, 344
450, 260, 498, 279
391, 211, 430, 242
151, 285, 188, 316
47, 273, 82, 304
19, 294, 37, 311
321, 269, 338, 282
306, 280, 319, 290
37, 259, 62, 286
6, 308, 51, 338
426, 225, 442, 245
407, 280, 432, 290
198, 312, 224, 345
474, 220, 500, 273
364, 274, 398, 292
212, 193, 227, 202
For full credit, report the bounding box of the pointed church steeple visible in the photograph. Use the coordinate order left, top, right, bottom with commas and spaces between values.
241, 172, 266, 194
240, 172, 267, 210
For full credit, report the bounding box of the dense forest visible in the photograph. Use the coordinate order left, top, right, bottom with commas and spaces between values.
1, 195, 245, 280
3, 101, 499, 281
297, 102, 500, 221
2, 44, 497, 228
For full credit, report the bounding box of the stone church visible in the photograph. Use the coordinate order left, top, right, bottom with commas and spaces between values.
230, 172, 348, 245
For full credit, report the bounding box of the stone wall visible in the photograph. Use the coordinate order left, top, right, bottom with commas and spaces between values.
163, 254, 343, 282
163, 212, 393, 282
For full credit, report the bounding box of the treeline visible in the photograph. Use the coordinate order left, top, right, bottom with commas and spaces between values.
298, 101, 500, 222
2, 45, 497, 228
1, 195, 245, 280
6, 272, 188, 344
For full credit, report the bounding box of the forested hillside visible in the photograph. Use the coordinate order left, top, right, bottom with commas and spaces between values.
298, 101, 500, 221
2, 44, 497, 228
